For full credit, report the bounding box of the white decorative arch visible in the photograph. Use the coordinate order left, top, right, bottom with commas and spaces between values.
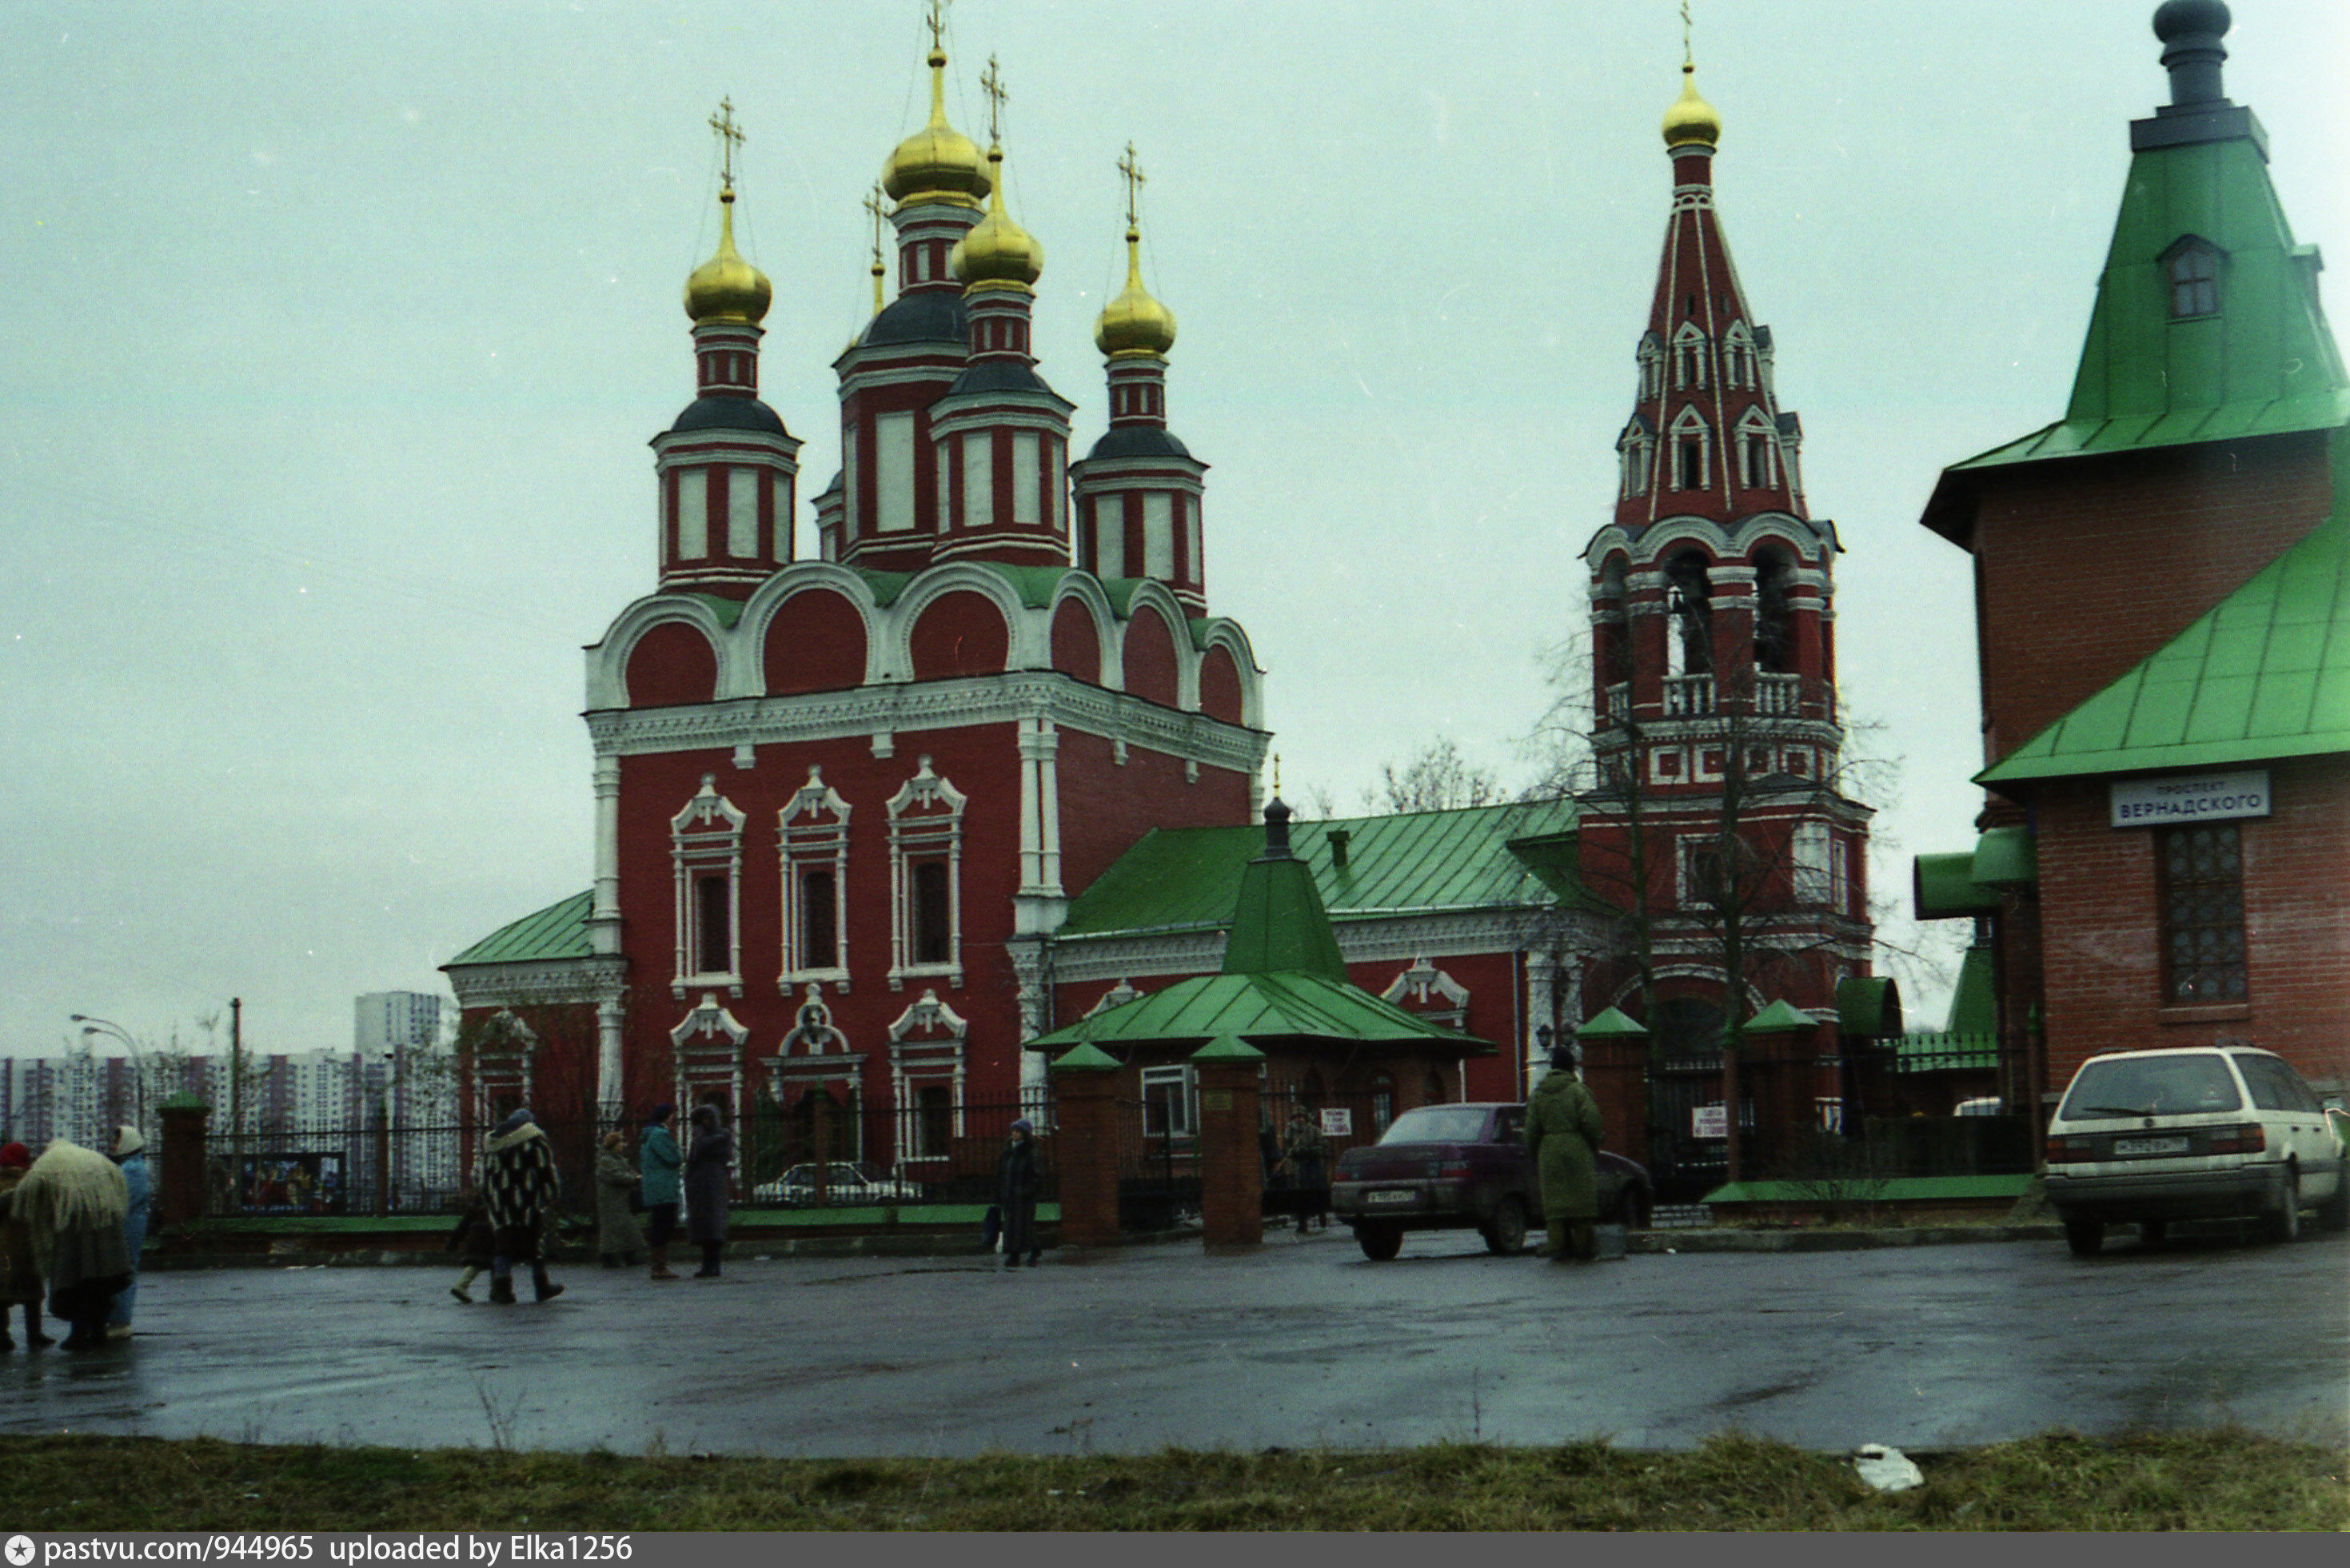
1116, 579, 1193, 708
885, 559, 1035, 681
1670, 320, 1710, 389
1046, 573, 1122, 688
886, 756, 968, 991
1380, 957, 1470, 1028
1189, 616, 1266, 732
587, 594, 744, 712
670, 776, 745, 999
740, 562, 887, 692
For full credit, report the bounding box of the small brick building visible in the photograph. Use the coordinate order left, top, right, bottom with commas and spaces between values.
1917, 2, 2350, 1112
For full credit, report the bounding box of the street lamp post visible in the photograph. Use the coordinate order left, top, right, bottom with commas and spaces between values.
70, 1014, 142, 1141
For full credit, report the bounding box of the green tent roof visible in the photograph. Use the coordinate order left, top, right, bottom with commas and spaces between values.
445, 890, 593, 968
1924, 80, 2347, 538
1981, 469, 2350, 784
1055, 798, 1581, 941
1219, 813, 1348, 983
1026, 970, 1493, 1055
1742, 999, 1819, 1035
1942, 944, 1997, 1037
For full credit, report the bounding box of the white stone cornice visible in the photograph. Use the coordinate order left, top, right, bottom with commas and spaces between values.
445, 956, 626, 1011
585, 671, 1268, 772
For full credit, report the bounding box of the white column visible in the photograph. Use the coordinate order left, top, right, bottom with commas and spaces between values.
590, 756, 623, 954
1036, 720, 1062, 896
1016, 716, 1045, 894
596, 999, 625, 1116
1526, 952, 1558, 1092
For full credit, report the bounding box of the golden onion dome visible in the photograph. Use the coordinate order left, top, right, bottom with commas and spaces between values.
683, 189, 772, 325
883, 48, 991, 209
1095, 227, 1176, 357
1662, 62, 1722, 150
950, 145, 1043, 291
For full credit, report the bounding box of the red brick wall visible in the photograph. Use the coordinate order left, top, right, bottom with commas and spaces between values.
1053, 728, 1251, 897
908, 592, 1011, 679
2033, 757, 2350, 1094
763, 588, 866, 694
625, 621, 717, 708
1970, 435, 2332, 763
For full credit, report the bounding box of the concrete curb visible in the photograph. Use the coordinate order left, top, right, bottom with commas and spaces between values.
142, 1223, 2067, 1269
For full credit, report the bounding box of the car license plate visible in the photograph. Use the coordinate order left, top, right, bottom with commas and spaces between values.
2113, 1136, 2189, 1156
1366, 1190, 1415, 1205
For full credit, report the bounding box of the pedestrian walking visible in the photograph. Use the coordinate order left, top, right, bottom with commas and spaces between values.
1282, 1107, 1331, 1231
106, 1127, 151, 1339
640, 1104, 683, 1280
997, 1117, 1042, 1269
445, 1192, 496, 1303
0, 1143, 54, 1350
594, 1131, 645, 1267
684, 1104, 732, 1279
10, 1139, 132, 1349
1525, 1043, 1606, 1262
481, 1107, 565, 1303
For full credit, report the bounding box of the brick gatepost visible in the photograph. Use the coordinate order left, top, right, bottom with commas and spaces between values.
157, 1091, 211, 1227
1191, 1035, 1266, 1251
1576, 1008, 1650, 1172
1048, 1043, 1123, 1248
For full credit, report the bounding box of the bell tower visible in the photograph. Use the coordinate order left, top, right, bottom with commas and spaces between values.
1573, 43, 1876, 1076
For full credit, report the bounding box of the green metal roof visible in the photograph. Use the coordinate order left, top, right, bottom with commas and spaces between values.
1055, 798, 1581, 940
1025, 970, 1493, 1055
1943, 944, 1997, 1037
1835, 976, 1903, 1040
1219, 822, 1348, 983
1953, 125, 2344, 475
445, 890, 593, 968
1981, 477, 2350, 784
1913, 851, 2001, 920
1924, 99, 2348, 543
1742, 999, 1818, 1035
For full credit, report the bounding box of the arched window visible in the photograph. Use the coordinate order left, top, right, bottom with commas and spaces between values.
1670, 408, 1711, 491
1672, 323, 1709, 390
886, 756, 968, 991
1664, 551, 1713, 680
1753, 549, 1794, 674
670, 776, 745, 998
1734, 408, 1779, 491
779, 767, 852, 988
2164, 237, 2224, 320
1616, 417, 1655, 499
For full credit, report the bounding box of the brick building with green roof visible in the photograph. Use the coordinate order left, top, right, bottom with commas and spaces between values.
1917, 1, 2349, 1110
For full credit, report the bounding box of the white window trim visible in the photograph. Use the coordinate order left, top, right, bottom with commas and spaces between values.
1734, 408, 1778, 490
778, 765, 852, 992
886, 756, 968, 992
1140, 1063, 1195, 1139
1669, 406, 1712, 492
1672, 321, 1709, 390
671, 776, 746, 999
888, 987, 969, 1161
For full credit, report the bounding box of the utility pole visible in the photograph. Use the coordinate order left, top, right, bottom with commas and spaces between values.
229, 997, 243, 1182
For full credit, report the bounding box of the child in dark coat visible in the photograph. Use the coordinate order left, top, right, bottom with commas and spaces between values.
446, 1195, 497, 1303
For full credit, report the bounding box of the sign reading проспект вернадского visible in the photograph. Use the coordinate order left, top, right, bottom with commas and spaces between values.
2109, 769, 2271, 828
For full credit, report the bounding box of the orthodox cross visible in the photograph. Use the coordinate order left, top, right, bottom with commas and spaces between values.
1681, 0, 1694, 68
709, 98, 744, 190
864, 183, 889, 311
924, 0, 948, 50
1118, 142, 1147, 228
979, 54, 1007, 144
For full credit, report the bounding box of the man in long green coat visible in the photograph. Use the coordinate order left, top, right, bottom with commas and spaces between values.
1525, 1044, 1605, 1262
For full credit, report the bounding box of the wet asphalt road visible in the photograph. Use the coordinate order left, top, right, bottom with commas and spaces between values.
2, 1225, 2342, 1458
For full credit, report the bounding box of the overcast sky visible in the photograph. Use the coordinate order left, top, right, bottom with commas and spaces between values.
3, 1, 2343, 1062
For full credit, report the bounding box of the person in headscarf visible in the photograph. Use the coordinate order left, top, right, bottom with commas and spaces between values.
0, 1143, 53, 1350
106, 1127, 151, 1339
593, 1130, 645, 1268
639, 1103, 682, 1281
10, 1139, 132, 1349
996, 1117, 1043, 1269
683, 1104, 732, 1279
480, 1107, 564, 1304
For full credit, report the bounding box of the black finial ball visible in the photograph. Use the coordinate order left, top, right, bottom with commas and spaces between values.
2153, 0, 2230, 44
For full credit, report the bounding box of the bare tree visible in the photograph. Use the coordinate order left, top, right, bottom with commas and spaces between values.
1364, 736, 1506, 813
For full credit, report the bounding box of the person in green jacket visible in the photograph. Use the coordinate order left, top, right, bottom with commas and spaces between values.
1525, 1043, 1605, 1262
638, 1104, 684, 1280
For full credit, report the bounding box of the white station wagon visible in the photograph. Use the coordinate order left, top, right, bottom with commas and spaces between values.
2044, 1046, 2347, 1256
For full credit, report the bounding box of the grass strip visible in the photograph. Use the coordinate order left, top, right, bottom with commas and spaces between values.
0, 1429, 2341, 1530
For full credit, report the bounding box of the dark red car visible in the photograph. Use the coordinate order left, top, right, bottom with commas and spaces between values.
1330, 1100, 1651, 1261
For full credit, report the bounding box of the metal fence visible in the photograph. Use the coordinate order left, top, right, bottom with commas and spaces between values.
201, 1096, 1055, 1219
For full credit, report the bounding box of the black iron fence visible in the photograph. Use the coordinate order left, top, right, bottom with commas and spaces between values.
201, 1096, 1056, 1219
